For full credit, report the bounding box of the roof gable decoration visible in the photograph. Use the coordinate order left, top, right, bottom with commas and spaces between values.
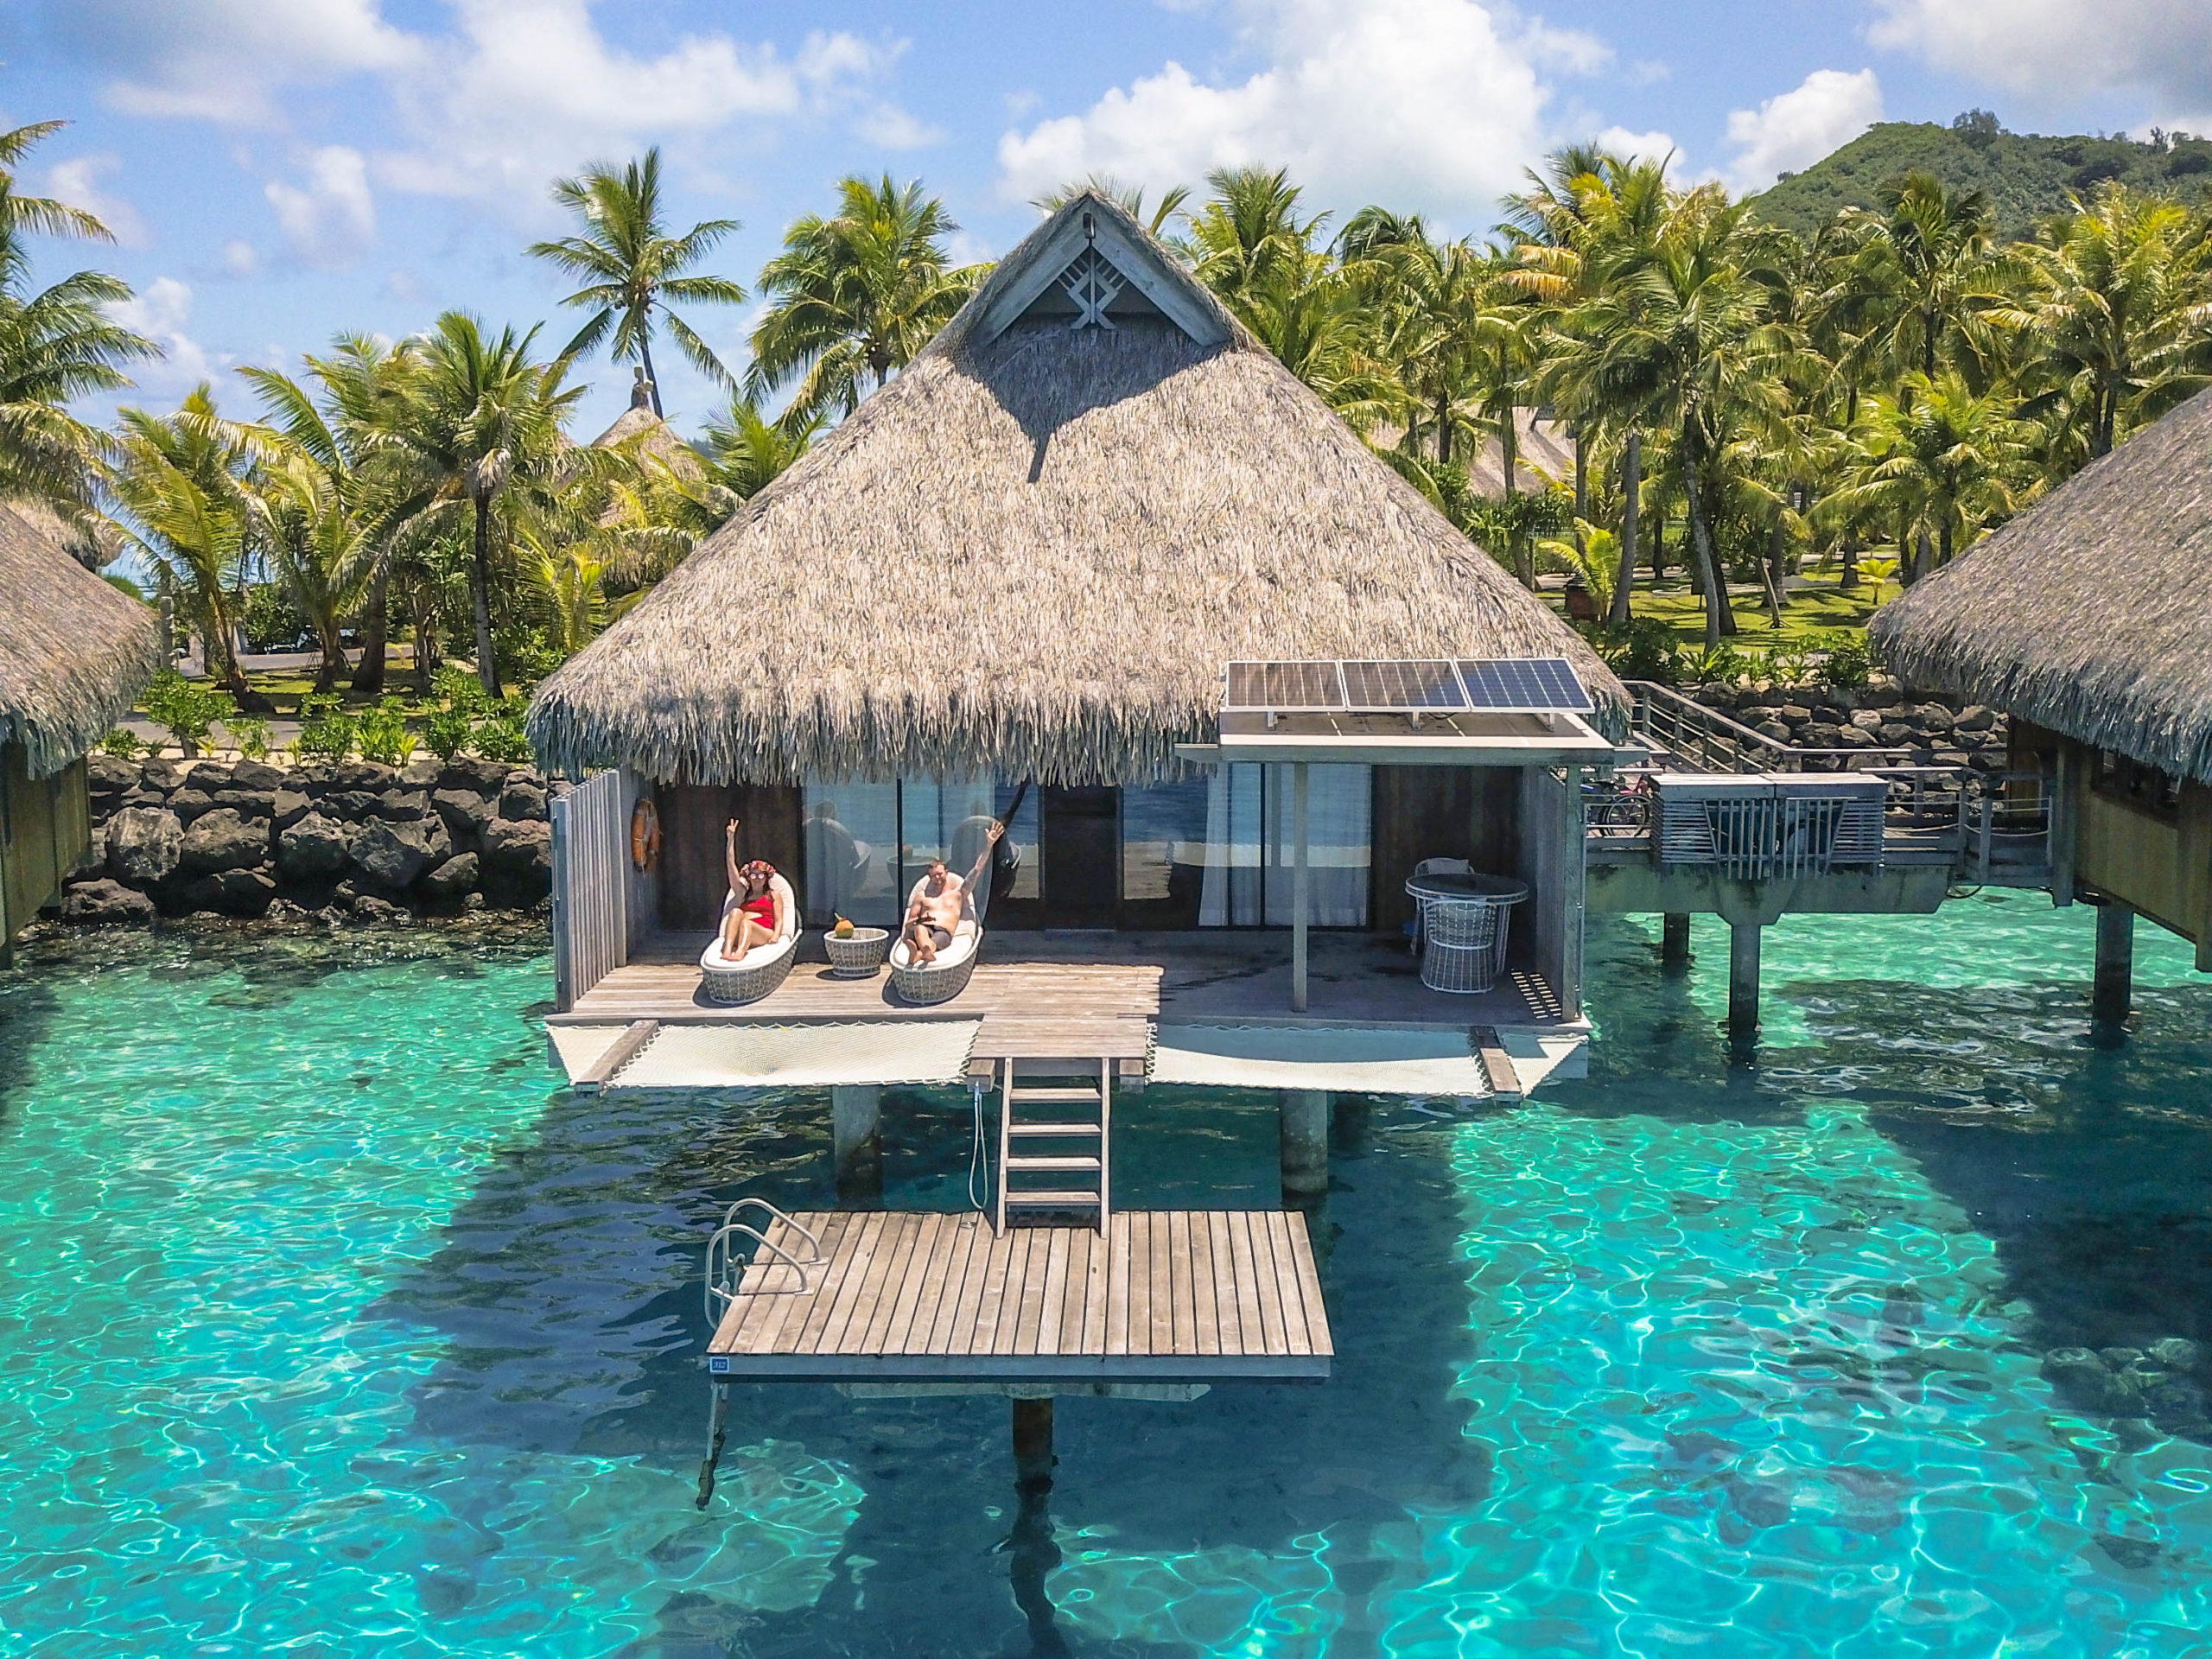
977, 197, 1231, 349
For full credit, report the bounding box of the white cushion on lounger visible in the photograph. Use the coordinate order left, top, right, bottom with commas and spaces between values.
698, 873, 800, 971
888, 917, 979, 973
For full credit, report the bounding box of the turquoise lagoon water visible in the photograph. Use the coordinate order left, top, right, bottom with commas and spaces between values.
1, 896, 2209, 1656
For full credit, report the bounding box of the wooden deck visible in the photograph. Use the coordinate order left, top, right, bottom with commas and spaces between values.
563, 931, 1566, 1070
707, 1210, 1331, 1382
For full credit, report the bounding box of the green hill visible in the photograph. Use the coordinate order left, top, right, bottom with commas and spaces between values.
1750, 121, 2212, 242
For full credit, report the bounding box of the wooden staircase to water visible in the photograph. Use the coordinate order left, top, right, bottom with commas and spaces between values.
996, 1058, 1112, 1234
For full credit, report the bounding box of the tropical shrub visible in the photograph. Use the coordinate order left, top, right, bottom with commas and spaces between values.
1592, 617, 1681, 685
295, 694, 357, 763
1768, 647, 1815, 687
225, 716, 272, 760
1819, 631, 1873, 689
471, 709, 533, 763
355, 696, 418, 767
97, 728, 145, 759
141, 670, 234, 758
1686, 643, 1751, 685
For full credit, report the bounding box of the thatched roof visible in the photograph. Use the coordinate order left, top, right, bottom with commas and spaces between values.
1871, 386, 2212, 785
589, 404, 702, 480
0, 504, 160, 778
1469, 410, 1576, 500
530, 192, 1624, 786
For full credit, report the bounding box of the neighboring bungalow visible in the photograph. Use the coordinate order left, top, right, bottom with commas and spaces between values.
588, 370, 704, 480
1871, 385, 2212, 1012
0, 504, 161, 960
529, 193, 1623, 1017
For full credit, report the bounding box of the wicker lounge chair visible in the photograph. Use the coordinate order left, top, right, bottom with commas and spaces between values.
888, 877, 982, 1005
698, 873, 801, 1005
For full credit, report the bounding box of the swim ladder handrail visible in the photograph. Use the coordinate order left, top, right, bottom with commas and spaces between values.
721, 1198, 823, 1262
704, 1223, 816, 1321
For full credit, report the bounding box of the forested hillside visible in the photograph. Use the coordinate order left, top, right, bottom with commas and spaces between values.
1753, 120, 2212, 240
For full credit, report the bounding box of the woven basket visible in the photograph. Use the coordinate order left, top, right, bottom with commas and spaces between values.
824, 927, 890, 976
889, 950, 977, 1006
701, 942, 797, 1006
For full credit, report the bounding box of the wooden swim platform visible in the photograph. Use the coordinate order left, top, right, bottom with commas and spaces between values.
706, 1210, 1332, 1382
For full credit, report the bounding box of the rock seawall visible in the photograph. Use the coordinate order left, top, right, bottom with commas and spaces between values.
1682, 677, 2012, 775
61, 755, 563, 927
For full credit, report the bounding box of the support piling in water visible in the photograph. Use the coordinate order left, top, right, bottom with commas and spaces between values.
1012, 1396, 1055, 1492
831, 1084, 881, 1201
1728, 924, 1761, 1039
1662, 912, 1691, 970
2093, 901, 2133, 1028
1280, 1089, 1330, 1205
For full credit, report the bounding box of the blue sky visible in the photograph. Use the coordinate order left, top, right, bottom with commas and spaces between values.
3, 0, 2206, 440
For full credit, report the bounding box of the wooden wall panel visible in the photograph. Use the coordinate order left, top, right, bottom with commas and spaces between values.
1370, 766, 1522, 936
658, 782, 736, 931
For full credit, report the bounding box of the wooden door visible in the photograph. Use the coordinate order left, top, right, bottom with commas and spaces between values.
658, 783, 735, 931
1041, 785, 1120, 928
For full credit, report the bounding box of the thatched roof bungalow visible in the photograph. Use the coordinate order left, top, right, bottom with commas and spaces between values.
1871, 385, 2212, 971
530, 193, 1618, 1013
0, 503, 161, 950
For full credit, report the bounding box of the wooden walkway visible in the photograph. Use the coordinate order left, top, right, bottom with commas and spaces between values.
707, 1210, 1331, 1382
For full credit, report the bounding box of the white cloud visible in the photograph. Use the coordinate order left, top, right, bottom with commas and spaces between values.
42, 153, 145, 245
264, 146, 377, 266
995, 0, 1612, 229
1723, 68, 1884, 194
39, 0, 910, 205
41, 0, 418, 126
1593, 125, 1681, 169
108, 276, 223, 389
1869, 0, 2212, 115
373, 3, 899, 204
220, 239, 262, 278
855, 105, 946, 150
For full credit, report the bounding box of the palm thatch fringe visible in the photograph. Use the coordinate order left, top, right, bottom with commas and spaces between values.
0, 503, 160, 779
530, 192, 1623, 786
1871, 385, 2212, 785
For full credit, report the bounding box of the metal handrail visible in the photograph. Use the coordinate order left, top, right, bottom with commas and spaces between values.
1624, 680, 1914, 775
722, 1198, 822, 1262
704, 1213, 820, 1320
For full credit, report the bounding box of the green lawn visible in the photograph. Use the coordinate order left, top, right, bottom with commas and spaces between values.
1554, 576, 1892, 647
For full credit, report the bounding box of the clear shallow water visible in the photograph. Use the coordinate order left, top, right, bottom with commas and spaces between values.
0, 898, 2208, 1656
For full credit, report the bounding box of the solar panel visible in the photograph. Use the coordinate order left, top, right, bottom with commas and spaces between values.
1224, 660, 1346, 711
1454, 657, 1594, 713
1340, 659, 1468, 710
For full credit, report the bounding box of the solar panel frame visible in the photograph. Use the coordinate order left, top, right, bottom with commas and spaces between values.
1223, 660, 1347, 712
1453, 657, 1595, 714
1338, 659, 1469, 712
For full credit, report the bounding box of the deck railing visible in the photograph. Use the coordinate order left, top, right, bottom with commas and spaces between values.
1624, 679, 1915, 774
550, 769, 629, 1012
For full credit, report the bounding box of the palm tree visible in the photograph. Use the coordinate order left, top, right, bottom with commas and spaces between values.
1185, 167, 1332, 320
109, 387, 257, 692
1545, 186, 1793, 645
1827, 371, 2039, 579
1834, 171, 2006, 384
1995, 184, 2212, 461
377, 314, 582, 696
525, 148, 747, 416
747, 175, 982, 419
0, 120, 159, 514
701, 396, 820, 500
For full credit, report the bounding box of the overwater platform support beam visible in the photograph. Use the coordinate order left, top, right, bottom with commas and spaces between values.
1729, 924, 1761, 1038
831, 1084, 881, 1198
1280, 1090, 1329, 1204
2094, 900, 2133, 1027
1662, 913, 1691, 969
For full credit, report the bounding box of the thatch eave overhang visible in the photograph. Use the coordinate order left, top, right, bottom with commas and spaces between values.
0, 504, 161, 778
1870, 385, 2212, 786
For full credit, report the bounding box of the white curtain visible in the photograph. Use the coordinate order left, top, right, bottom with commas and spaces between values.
1199, 764, 1370, 927
800, 783, 899, 926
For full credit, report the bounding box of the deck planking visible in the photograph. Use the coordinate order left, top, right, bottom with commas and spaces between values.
708, 1210, 1331, 1382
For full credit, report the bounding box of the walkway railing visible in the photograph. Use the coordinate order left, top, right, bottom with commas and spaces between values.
1624, 679, 1914, 774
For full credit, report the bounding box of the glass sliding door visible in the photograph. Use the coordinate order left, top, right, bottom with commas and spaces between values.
898, 777, 997, 909
799, 783, 899, 926
1199, 763, 1371, 927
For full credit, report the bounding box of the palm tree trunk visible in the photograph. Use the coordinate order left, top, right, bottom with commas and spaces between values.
472, 492, 502, 699
639, 333, 664, 419
1609, 429, 1639, 628
1435, 394, 1451, 464
1761, 518, 1786, 628
1678, 436, 1732, 648
314, 616, 346, 694
351, 570, 389, 696
1840, 529, 1860, 593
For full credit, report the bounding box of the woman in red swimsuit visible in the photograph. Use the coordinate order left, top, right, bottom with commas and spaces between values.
717, 817, 785, 961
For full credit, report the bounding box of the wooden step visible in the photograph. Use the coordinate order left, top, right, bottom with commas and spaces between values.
1004, 1154, 1102, 1173
1007, 1086, 1104, 1103
1003, 1190, 1102, 1207
1007, 1121, 1101, 1137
